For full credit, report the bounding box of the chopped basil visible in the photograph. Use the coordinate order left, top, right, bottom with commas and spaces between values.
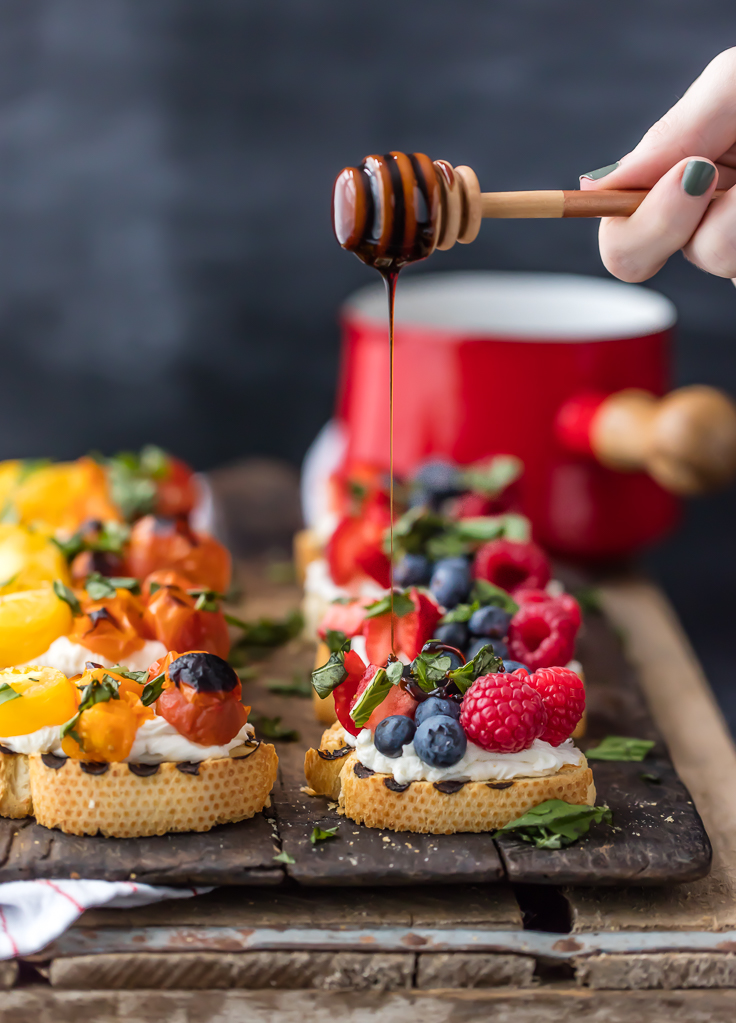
273, 850, 296, 864
53, 580, 81, 617
107, 577, 141, 595
61, 672, 121, 745
574, 586, 603, 615
191, 589, 224, 613
108, 665, 148, 684
139, 444, 169, 480
252, 715, 300, 742
17, 458, 51, 485
105, 455, 158, 521
390, 507, 447, 556
364, 591, 414, 619
84, 573, 117, 601
496, 799, 612, 848
586, 736, 656, 762
311, 651, 349, 699
148, 581, 163, 596
310, 825, 339, 845
0, 573, 19, 590
140, 672, 166, 707
385, 660, 404, 686
0, 683, 22, 706
349, 668, 392, 728
440, 601, 477, 624
640, 772, 661, 784
458, 455, 523, 497
448, 644, 503, 694
227, 610, 303, 648
412, 652, 452, 691
324, 629, 350, 654
52, 533, 86, 561
266, 675, 312, 698
470, 579, 519, 614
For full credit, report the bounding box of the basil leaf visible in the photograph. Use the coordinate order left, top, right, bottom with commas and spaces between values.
266, 675, 312, 698
311, 650, 348, 699
17, 458, 51, 485
53, 580, 81, 617
61, 672, 121, 743
106, 457, 158, 521
448, 644, 503, 694
386, 660, 404, 686
310, 825, 339, 844
252, 715, 300, 742
148, 581, 163, 596
458, 455, 523, 497
454, 516, 508, 543
364, 591, 414, 619
349, 668, 392, 728
85, 573, 117, 601
139, 444, 169, 480
471, 579, 519, 615
0, 573, 19, 590
390, 507, 447, 556
426, 529, 469, 560
227, 610, 304, 648
586, 736, 655, 762
440, 601, 477, 624
273, 850, 296, 864
496, 799, 612, 848
192, 589, 222, 612
324, 630, 350, 654
0, 683, 22, 706
498, 513, 531, 542
574, 586, 603, 615
107, 577, 141, 595
94, 521, 130, 554
52, 533, 86, 561
640, 772, 661, 784
412, 652, 452, 691
108, 665, 148, 684
140, 672, 166, 707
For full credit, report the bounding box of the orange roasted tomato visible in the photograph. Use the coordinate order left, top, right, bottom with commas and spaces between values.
61, 667, 152, 762
127, 515, 231, 594
68, 590, 150, 662
151, 651, 247, 747
142, 573, 230, 658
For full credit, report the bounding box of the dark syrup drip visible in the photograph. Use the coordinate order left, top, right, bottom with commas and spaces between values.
333, 153, 439, 656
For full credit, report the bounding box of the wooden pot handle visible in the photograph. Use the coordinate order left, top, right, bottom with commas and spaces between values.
590, 386, 736, 494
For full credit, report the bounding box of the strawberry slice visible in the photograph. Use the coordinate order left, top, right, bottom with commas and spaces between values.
363, 588, 442, 665
365, 684, 418, 731
318, 600, 369, 639
327, 492, 391, 588
335, 661, 379, 736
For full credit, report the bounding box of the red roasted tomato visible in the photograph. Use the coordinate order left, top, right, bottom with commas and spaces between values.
128, 515, 231, 594
143, 577, 230, 658
151, 650, 247, 747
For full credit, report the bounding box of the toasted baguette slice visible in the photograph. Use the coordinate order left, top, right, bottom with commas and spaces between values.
303, 721, 352, 799
305, 728, 595, 835
0, 751, 32, 819
0, 743, 278, 838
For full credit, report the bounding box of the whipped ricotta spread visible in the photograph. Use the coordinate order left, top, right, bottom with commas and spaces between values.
0, 716, 255, 763
16, 637, 168, 675
342, 727, 583, 785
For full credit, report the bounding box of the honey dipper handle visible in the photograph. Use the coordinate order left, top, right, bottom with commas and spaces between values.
480, 189, 727, 219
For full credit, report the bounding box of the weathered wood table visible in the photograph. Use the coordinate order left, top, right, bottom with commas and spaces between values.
2, 463, 735, 1022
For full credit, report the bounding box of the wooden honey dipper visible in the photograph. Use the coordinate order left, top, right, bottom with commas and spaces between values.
333, 152, 727, 267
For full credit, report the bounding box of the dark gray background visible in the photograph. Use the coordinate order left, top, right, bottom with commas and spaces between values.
0, 0, 735, 729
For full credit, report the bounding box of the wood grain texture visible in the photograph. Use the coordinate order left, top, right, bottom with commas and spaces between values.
3, 986, 736, 1023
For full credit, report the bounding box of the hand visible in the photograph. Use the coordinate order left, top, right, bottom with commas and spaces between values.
580, 48, 736, 284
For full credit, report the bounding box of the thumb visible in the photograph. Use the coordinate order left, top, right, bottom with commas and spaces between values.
580, 48, 736, 190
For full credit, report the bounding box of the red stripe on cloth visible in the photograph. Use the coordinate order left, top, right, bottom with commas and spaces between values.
40, 879, 84, 913
0, 906, 18, 958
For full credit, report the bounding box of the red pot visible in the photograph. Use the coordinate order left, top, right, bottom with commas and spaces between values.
336, 271, 679, 560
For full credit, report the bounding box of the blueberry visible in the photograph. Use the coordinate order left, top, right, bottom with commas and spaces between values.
420, 641, 464, 671
415, 696, 461, 727
433, 621, 468, 649
394, 553, 432, 587
468, 605, 512, 639
413, 459, 461, 498
466, 637, 508, 661
373, 715, 417, 759
413, 716, 467, 767
430, 557, 471, 609
503, 659, 530, 673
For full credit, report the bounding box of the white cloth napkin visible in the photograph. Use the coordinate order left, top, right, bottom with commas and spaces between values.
0, 879, 211, 959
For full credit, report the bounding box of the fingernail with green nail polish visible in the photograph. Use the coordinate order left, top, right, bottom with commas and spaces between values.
682, 159, 716, 196
580, 162, 620, 180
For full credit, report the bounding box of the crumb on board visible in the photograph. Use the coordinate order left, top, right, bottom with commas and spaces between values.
300, 785, 318, 796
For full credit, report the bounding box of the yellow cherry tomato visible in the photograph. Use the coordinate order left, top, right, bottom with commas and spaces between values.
0, 525, 71, 594
0, 585, 73, 668
0, 461, 20, 514
12, 458, 120, 534
0, 666, 79, 736
61, 698, 142, 762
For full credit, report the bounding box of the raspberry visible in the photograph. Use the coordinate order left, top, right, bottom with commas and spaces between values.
507, 601, 577, 671
473, 539, 550, 595
459, 673, 546, 753
527, 666, 585, 746
515, 588, 582, 630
